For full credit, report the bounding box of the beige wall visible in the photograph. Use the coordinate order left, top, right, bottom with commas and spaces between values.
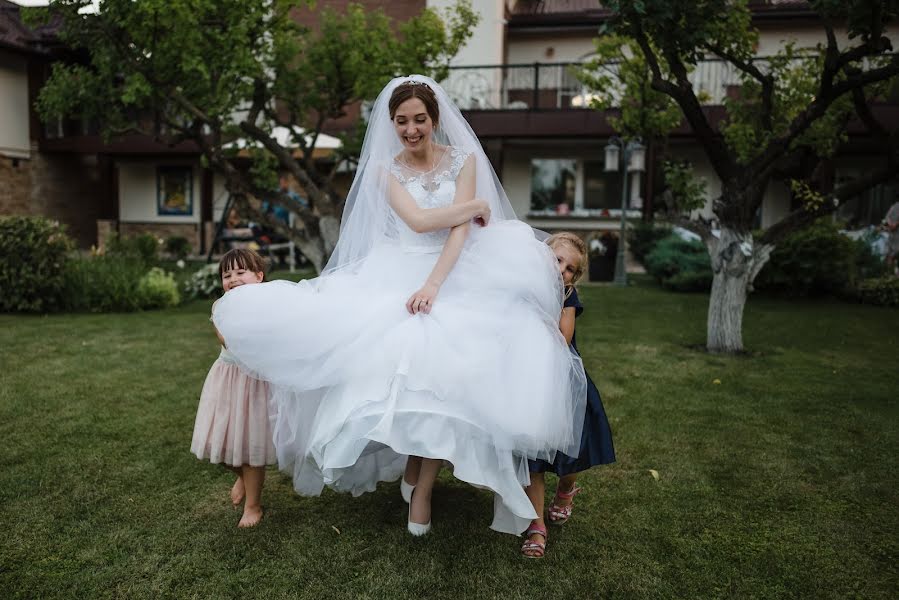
506, 36, 596, 64
117, 160, 201, 224
502, 149, 532, 216
756, 25, 899, 56
761, 180, 791, 229
428, 0, 505, 66
0, 52, 30, 159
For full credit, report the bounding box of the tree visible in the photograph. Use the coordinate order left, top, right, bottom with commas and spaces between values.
30, 0, 478, 272
586, 0, 899, 353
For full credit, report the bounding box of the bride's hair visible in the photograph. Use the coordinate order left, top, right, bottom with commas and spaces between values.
388, 81, 440, 127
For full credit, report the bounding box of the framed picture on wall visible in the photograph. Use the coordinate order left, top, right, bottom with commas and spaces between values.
157, 166, 193, 216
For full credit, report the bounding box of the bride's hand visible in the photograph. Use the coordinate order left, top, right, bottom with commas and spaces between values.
406, 282, 439, 315
471, 199, 490, 227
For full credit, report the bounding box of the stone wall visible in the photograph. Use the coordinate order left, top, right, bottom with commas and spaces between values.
0, 148, 102, 248
118, 222, 201, 254
0, 154, 31, 215
29, 149, 104, 248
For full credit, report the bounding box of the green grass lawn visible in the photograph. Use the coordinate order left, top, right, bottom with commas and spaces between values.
1, 280, 896, 599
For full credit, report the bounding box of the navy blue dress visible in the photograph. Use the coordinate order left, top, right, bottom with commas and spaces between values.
530, 288, 615, 476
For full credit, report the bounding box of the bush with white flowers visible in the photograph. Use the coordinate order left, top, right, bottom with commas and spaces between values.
183, 263, 223, 299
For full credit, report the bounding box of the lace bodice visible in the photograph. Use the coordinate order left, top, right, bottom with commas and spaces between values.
389, 146, 471, 252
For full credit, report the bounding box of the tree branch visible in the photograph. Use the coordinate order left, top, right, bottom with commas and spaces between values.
245, 78, 268, 127
752, 54, 899, 178
238, 120, 336, 216
704, 43, 774, 130
630, 21, 735, 181
851, 85, 888, 139
760, 159, 898, 246
169, 89, 213, 124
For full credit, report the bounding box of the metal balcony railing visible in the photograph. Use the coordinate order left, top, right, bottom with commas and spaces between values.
440, 56, 859, 111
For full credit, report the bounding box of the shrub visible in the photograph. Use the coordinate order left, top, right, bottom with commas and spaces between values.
853, 233, 888, 280
629, 221, 671, 265
106, 233, 159, 265
64, 255, 149, 312
645, 235, 712, 292
138, 267, 180, 308
856, 276, 899, 307
183, 263, 223, 300
165, 236, 192, 260
0, 216, 73, 312
756, 219, 857, 295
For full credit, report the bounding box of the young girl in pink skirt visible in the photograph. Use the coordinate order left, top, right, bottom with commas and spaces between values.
191, 249, 276, 528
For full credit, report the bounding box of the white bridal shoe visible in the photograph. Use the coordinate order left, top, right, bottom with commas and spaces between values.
400, 478, 415, 504
407, 489, 431, 536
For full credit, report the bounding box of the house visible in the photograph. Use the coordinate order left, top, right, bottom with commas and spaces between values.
440, 0, 899, 236
3, 0, 897, 257
0, 1, 337, 255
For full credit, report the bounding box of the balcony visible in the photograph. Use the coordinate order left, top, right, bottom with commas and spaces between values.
440, 57, 847, 112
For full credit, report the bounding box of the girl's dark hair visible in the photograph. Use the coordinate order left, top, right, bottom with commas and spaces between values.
218, 248, 267, 280
388, 81, 440, 126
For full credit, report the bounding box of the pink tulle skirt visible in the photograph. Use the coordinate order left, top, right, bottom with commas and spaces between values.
190, 349, 276, 467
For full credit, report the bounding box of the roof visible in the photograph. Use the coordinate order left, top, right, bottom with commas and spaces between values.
0, 0, 61, 55
507, 0, 815, 29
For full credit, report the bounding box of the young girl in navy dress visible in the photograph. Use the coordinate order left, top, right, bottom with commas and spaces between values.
521, 232, 616, 558
191, 249, 276, 528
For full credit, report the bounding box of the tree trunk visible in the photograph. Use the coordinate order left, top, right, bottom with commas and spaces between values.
705, 227, 773, 353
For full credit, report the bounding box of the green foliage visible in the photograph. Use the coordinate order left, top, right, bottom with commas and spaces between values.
812, 0, 899, 41
645, 234, 713, 292
137, 267, 181, 309
34, 0, 478, 216
856, 275, 899, 306
578, 35, 682, 140
755, 219, 858, 295
602, 1, 756, 67
164, 236, 192, 259
601, 0, 898, 180
106, 233, 159, 265
63, 255, 152, 312
789, 178, 829, 212
721, 45, 857, 165
183, 263, 223, 300
628, 220, 671, 264
662, 160, 707, 212
0, 216, 73, 313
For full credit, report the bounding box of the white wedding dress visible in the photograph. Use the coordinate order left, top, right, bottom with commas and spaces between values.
214, 146, 585, 535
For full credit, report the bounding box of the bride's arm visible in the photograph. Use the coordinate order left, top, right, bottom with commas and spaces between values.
405, 156, 476, 315
388, 174, 489, 233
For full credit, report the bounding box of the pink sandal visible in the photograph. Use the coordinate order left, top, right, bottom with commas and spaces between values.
548, 484, 582, 525
520, 521, 547, 559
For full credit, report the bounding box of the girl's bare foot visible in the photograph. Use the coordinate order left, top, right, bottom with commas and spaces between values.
230, 477, 245, 506
238, 505, 262, 528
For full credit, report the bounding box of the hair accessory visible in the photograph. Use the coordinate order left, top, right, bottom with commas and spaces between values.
402, 80, 432, 89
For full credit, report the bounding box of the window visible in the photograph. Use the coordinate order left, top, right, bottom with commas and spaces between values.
531, 159, 576, 213
157, 166, 194, 216
530, 157, 639, 215
834, 172, 897, 229
583, 160, 621, 210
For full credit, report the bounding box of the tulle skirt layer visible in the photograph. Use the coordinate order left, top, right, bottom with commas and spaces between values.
213, 221, 586, 534
190, 356, 276, 467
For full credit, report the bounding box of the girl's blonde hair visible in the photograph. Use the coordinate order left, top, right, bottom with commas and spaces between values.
546, 232, 588, 287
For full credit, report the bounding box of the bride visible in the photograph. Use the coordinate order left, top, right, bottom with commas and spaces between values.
213, 75, 586, 536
